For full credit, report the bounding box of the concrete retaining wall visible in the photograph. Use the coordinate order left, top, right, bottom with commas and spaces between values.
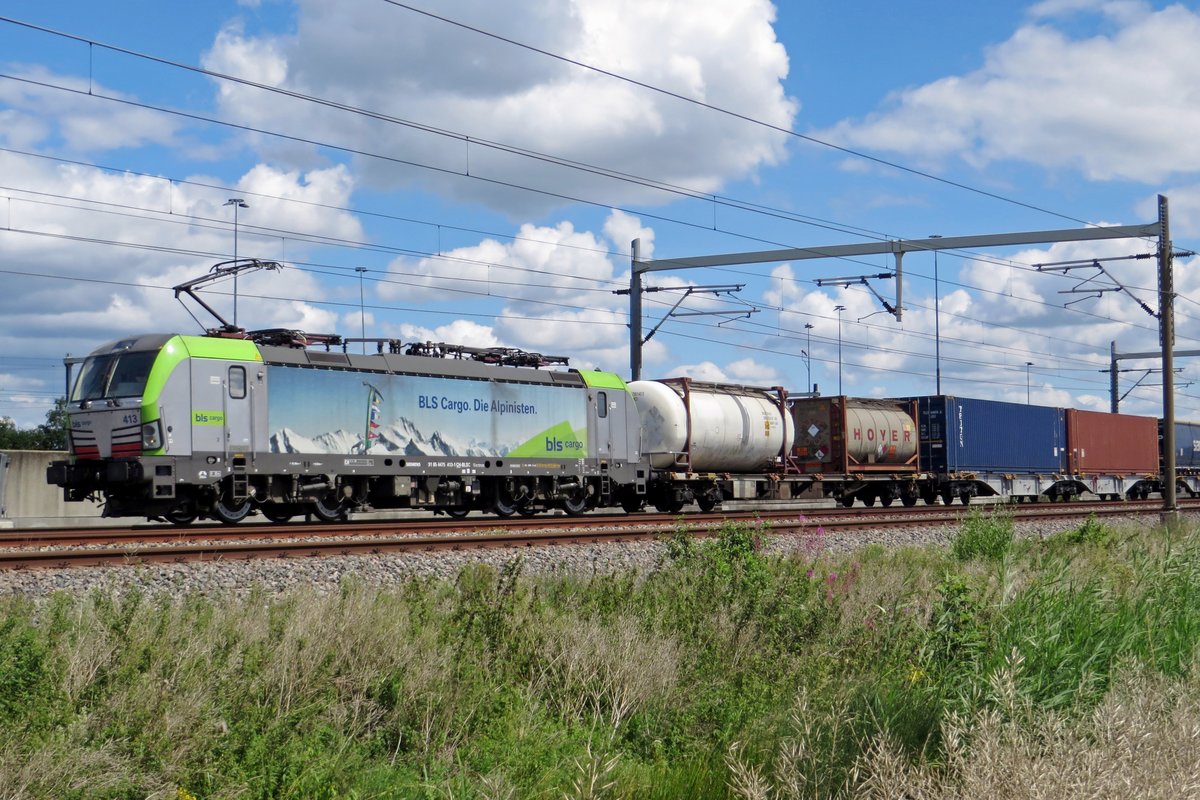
0, 450, 104, 527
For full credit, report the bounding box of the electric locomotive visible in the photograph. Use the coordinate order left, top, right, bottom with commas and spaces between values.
47, 332, 646, 524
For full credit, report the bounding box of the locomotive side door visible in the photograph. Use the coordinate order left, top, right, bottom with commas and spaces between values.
224, 364, 253, 453
190, 360, 226, 457
190, 361, 253, 459
592, 389, 611, 458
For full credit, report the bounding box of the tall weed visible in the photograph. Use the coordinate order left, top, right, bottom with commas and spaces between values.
3, 520, 1199, 797
951, 508, 1014, 562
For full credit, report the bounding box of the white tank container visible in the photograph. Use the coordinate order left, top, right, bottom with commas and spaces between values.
630, 380, 795, 472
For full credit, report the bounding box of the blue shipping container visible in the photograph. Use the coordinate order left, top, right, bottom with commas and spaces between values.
1174, 420, 1200, 468
907, 396, 1067, 475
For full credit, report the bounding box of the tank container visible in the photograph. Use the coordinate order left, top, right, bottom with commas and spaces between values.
629, 379, 793, 472
790, 397, 918, 474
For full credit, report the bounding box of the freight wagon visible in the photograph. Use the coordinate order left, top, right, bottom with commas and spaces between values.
903, 396, 1158, 504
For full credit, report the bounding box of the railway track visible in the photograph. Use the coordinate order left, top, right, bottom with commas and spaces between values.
1, 498, 1193, 571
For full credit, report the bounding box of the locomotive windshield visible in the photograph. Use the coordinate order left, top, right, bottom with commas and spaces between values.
70, 350, 159, 402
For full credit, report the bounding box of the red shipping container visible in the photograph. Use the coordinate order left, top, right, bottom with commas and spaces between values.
1065, 409, 1158, 474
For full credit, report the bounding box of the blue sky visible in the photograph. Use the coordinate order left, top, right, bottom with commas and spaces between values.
2, 0, 1200, 428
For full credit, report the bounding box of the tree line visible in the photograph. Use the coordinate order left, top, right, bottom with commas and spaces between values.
0, 398, 68, 451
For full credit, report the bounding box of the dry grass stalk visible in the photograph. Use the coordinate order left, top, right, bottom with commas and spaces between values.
533, 614, 679, 732
564, 742, 620, 800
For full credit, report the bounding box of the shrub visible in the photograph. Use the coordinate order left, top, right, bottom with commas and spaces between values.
951, 508, 1014, 562
1062, 513, 1110, 545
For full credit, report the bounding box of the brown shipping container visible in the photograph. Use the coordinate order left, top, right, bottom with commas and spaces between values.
790, 397, 919, 474
1065, 409, 1158, 474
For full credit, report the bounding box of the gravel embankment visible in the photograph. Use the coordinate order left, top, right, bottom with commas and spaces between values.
0, 514, 1158, 598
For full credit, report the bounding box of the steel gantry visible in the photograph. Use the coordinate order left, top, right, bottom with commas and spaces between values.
627, 196, 1179, 520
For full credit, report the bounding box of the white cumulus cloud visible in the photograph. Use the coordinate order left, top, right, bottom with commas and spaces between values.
817, 2, 1200, 184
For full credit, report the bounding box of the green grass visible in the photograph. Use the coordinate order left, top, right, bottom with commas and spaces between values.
1, 518, 1198, 798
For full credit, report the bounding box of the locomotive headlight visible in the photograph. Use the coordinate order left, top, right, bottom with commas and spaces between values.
141, 421, 162, 449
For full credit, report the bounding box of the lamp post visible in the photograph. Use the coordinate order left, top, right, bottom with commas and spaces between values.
1025, 362, 1034, 404
355, 267, 368, 353
834, 305, 845, 396
225, 198, 249, 326
930, 234, 943, 395
806, 321, 816, 393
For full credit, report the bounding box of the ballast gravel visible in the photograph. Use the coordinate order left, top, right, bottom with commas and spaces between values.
0, 514, 1162, 599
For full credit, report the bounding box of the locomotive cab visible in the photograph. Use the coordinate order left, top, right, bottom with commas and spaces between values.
66, 337, 165, 459
46, 333, 263, 522
46, 335, 179, 510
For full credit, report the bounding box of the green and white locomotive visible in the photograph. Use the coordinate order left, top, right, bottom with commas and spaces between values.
47, 332, 646, 524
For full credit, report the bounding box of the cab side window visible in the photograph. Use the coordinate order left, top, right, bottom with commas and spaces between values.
229, 366, 247, 399
597, 391, 608, 418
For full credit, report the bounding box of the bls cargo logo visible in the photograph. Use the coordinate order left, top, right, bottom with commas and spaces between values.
193, 410, 225, 426
545, 436, 584, 452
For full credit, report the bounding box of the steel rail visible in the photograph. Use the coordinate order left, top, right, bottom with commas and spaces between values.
2, 498, 1193, 549
0, 500, 1192, 571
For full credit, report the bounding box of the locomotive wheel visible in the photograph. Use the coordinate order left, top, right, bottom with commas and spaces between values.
562, 489, 589, 516
491, 485, 519, 517
262, 503, 297, 523
212, 495, 252, 525
312, 495, 348, 522
518, 505, 541, 517
166, 506, 197, 526
445, 507, 471, 518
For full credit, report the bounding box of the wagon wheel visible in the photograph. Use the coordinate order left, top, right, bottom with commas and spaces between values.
880, 495, 894, 508
901, 495, 918, 507
654, 497, 685, 514
620, 492, 644, 514
840, 496, 855, 508
696, 493, 719, 513
862, 495, 876, 507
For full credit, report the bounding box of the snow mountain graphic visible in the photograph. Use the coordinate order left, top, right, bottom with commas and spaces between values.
269, 416, 516, 456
